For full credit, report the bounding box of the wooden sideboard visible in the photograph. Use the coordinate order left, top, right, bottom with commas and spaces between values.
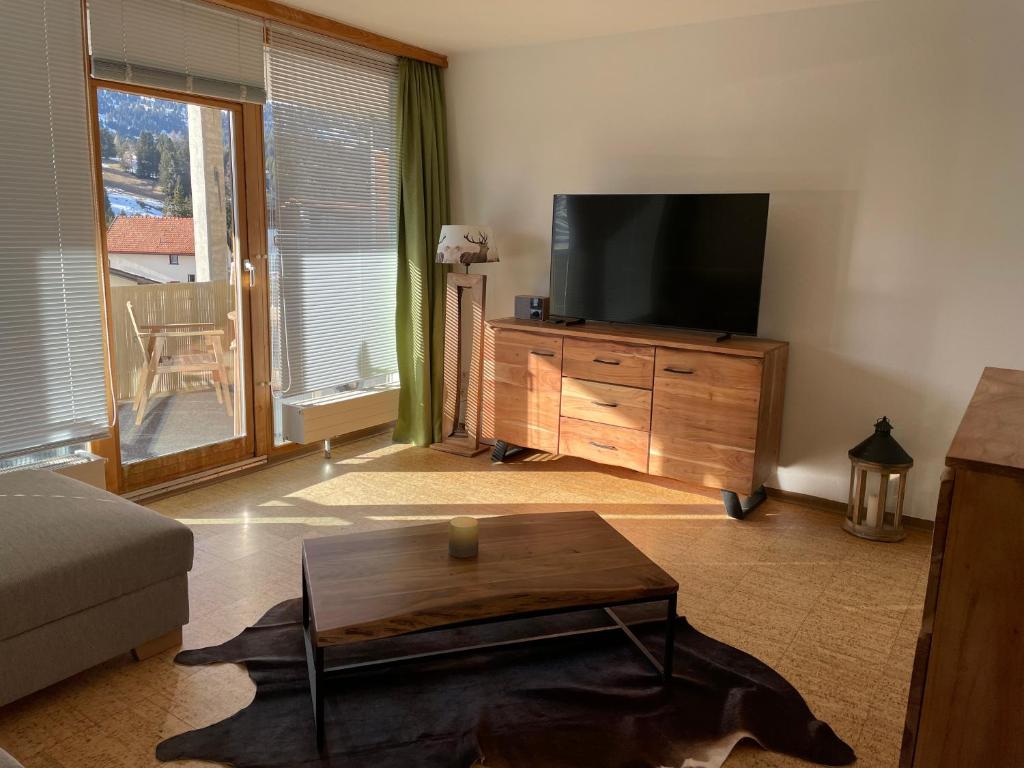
901, 367, 1024, 766
483, 318, 788, 517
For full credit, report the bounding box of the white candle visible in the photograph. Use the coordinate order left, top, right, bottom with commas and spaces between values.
865, 493, 881, 528
449, 516, 479, 558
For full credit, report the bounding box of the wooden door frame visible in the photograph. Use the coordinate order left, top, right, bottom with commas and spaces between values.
236, 102, 324, 464
240, 101, 279, 461
86, 78, 263, 492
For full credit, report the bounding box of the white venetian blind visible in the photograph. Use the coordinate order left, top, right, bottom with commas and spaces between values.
87, 0, 266, 103
266, 24, 399, 396
0, 0, 109, 458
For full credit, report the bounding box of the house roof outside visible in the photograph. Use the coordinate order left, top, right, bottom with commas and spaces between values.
106, 216, 195, 256
108, 266, 158, 285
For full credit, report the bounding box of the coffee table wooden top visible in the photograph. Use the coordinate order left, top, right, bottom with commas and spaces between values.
302, 510, 678, 647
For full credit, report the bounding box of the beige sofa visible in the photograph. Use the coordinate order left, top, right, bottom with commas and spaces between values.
0, 470, 193, 706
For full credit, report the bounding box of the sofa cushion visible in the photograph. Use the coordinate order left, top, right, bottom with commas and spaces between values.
0, 470, 193, 641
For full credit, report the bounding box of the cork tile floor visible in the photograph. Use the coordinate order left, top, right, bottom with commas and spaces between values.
0, 434, 931, 767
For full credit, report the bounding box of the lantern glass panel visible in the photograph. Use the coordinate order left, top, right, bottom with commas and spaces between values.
884, 474, 900, 518
864, 470, 885, 527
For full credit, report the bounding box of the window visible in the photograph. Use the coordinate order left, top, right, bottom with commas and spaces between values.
169, 254, 180, 265
0, 0, 109, 457
264, 25, 399, 443
188, 274, 196, 283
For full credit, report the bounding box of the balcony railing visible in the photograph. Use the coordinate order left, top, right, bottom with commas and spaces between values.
110, 281, 234, 402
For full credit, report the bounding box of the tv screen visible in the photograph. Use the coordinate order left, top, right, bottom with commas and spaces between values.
549, 193, 769, 335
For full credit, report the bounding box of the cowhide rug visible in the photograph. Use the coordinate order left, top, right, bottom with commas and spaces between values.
157, 599, 854, 768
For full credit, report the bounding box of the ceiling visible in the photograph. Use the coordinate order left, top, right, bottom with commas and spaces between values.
281, 0, 869, 55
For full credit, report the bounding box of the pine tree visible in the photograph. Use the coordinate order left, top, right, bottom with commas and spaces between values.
135, 131, 160, 179
99, 128, 117, 159
158, 137, 190, 198
165, 185, 192, 218
118, 137, 135, 174
103, 191, 115, 227
158, 136, 192, 217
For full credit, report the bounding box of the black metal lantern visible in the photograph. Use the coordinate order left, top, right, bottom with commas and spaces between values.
845, 417, 913, 541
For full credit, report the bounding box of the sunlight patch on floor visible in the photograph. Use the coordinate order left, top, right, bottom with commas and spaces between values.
363, 512, 729, 522
282, 470, 718, 507
600, 513, 727, 520
363, 514, 504, 521
514, 452, 566, 462
176, 516, 352, 526
332, 442, 414, 462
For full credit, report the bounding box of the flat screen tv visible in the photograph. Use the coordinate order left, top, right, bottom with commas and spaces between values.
549, 193, 769, 336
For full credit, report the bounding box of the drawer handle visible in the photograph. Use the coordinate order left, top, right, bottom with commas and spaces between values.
664, 367, 696, 375
530, 350, 555, 357
593, 358, 621, 366
591, 401, 618, 408
589, 441, 617, 451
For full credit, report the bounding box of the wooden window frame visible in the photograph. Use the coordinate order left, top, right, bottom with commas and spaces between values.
205, 0, 447, 68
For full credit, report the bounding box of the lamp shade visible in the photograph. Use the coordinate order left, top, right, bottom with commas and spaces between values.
436, 225, 499, 265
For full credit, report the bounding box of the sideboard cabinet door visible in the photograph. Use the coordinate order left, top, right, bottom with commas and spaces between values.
491, 329, 563, 453
649, 348, 762, 494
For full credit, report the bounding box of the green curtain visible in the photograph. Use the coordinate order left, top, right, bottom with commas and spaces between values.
393, 58, 450, 445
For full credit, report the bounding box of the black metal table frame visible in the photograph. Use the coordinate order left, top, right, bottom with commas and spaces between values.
302, 563, 677, 750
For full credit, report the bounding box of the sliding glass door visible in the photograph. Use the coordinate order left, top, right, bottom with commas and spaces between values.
81, 0, 406, 488
93, 83, 257, 490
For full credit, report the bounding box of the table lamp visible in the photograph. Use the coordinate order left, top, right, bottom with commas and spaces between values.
430, 226, 499, 456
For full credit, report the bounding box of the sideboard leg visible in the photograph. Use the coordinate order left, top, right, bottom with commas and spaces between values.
491, 441, 526, 463
721, 485, 767, 520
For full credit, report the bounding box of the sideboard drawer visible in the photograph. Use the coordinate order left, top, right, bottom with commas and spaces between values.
655, 348, 763, 394
558, 417, 650, 474
563, 337, 654, 389
560, 377, 652, 431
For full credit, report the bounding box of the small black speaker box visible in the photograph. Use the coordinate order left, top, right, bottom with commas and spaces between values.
514, 295, 550, 321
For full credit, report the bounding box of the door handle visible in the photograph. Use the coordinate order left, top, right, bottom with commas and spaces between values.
243, 258, 256, 288
593, 358, 620, 366
664, 367, 696, 375
589, 441, 617, 451
591, 401, 618, 408
530, 350, 555, 357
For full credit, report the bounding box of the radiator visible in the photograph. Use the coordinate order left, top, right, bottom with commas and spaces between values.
0, 450, 107, 489
281, 385, 399, 445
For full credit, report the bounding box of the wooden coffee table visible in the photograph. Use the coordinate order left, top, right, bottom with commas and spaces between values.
301, 510, 679, 748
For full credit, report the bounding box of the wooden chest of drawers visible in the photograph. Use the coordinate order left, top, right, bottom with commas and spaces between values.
484, 319, 788, 501
901, 368, 1024, 767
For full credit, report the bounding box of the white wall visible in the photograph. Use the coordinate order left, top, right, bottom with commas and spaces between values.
446, 0, 1024, 520
109, 252, 196, 283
